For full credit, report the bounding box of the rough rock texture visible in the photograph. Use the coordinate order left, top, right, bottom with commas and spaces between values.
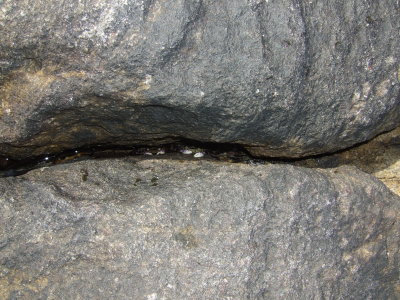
294, 126, 400, 196
0, 0, 399, 159
375, 160, 400, 197
1, 158, 399, 299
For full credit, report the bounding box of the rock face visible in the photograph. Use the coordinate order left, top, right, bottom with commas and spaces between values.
293, 126, 400, 196
1, 158, 399, 299
0, 0, 399, 158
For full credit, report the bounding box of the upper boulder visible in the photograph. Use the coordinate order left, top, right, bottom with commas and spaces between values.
0, 0, 399, 158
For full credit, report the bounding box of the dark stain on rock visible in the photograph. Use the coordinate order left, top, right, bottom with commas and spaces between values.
174, 226, 198, 249
80, 168, 88, 182
134, 178, 142, 186
150, 176, 158, 186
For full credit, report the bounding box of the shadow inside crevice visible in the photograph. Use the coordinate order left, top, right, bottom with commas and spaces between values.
0, 127, 399, 178
287, 127, 400, 174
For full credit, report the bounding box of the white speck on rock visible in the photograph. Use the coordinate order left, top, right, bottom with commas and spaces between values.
147, 293, 158, 300
181, 149, 192, 155
352, 91, 361, 101
144, 74, 153, 85
385, 56, 396, 65
362, 82, 371, 98
194, 152, 204, 158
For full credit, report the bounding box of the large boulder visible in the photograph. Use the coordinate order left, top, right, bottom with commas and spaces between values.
0, 0, 399, 159
1, 158, 399, 299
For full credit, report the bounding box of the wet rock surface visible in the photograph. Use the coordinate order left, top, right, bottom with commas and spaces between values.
1, 0, 400, 159
1, 159, 399, 299
1, 1, 400, 298
1, 126, 399, 197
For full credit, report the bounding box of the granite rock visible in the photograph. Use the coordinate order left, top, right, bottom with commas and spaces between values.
0, 0, 399, 158
1, 158, 399, 299
292, 126, 400, 196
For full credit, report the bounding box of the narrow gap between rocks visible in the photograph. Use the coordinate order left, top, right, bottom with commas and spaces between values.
1, 128, 399, 182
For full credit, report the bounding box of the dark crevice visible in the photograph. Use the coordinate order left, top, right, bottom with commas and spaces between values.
0, 140, 251, 177
252, 0, 269, 62
1, 128, 399, 178
296, 0, 312, 79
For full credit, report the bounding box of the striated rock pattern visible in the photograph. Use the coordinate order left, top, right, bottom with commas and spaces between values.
1, 158, 399, 299
0, 0, 399, 158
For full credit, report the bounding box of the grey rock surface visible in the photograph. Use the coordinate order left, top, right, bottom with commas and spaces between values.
1, 158, 399, 299
0, 0, 399, 158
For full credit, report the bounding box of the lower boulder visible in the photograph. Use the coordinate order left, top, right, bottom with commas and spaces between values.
0, 158, 399, 299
